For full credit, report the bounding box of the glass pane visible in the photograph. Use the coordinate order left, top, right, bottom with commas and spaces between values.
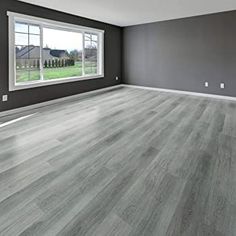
16, 56, 41, 83
16, 70, 29, 83
16, 58, 30, 70
29, 35, 40, 46
29, 46, 40, 59
15, 33, 28, 45
29, 69, 41, 81
29, 25, 40, 35
15, 22, 28, 33
28, 59, 40, 69
16, 45, 40, 60
84, 33, 98, 75
85, 61, 97, 74
15, 23, 41, 84
16, 68, 40, 83
85, 41, 91, 48
16, 45, 28, 62
42, 27, 83, 80
92, 34, 98, 41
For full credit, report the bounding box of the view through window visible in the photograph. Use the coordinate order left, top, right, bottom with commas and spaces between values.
85, 33, 98, 75
15, 22, 41, 82
10, 13, 104, 90
42, 27, 83, 81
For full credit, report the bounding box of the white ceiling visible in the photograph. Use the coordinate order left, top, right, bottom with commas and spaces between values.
18, 0, 236, 26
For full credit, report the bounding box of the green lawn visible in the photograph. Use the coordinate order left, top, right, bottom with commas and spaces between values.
16, 62, 97, 83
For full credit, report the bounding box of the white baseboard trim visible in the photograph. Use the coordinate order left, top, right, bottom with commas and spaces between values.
121, 84, 236, 102
2, 84, 235, 118
0, 85, 122, 118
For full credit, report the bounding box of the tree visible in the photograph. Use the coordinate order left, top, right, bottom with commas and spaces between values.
69, 50, 82, 61
44, 60, 48, 68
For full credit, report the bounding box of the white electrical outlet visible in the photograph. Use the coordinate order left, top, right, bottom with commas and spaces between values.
205, 82, 209, 87
2, 95, 8, 102
220, 83, 225, 89
116, 76, 119, 81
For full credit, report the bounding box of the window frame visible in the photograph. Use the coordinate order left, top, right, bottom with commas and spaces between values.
8, 12, 105, 91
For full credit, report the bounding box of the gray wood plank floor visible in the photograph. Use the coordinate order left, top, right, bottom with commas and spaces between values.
0, 87, 236, 236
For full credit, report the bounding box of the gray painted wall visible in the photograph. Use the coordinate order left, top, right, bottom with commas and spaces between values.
0, 0, 122, 112
123, 11, 236, 97
1, 2, 236, 113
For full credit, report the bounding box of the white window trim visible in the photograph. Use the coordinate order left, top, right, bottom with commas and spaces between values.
8, 11, 105, 91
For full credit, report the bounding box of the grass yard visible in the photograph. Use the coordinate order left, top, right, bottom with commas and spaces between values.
16, 61, 97, 83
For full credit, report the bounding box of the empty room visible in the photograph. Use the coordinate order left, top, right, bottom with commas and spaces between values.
0, 0, 236, 235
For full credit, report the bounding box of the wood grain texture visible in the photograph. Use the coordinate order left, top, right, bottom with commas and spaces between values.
0, 87, 235, 236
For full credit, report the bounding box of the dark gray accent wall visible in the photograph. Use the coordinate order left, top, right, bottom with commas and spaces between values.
0, 0, 122, 112
123, 11, 236, 97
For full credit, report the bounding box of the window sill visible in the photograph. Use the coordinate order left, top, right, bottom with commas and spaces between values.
9, 74, 104, 91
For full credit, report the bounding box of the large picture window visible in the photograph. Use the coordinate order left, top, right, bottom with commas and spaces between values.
8, 12, 104, 91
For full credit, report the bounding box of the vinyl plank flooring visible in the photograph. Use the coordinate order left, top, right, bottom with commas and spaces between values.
90, 213, 132, 236
0, 162, 52, 203
0, 87, 236, 236
0, 203, 44, 236
0, 139, 61, 173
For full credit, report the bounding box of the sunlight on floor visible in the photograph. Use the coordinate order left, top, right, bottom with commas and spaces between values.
0, 113, 36, 128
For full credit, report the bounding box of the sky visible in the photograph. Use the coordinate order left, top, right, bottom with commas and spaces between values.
43, 28, 83, 51
15, 23, 83, 52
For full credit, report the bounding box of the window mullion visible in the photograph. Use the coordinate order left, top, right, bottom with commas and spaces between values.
28, 25, 30, 81
82, 32, 85, 76
39, 24, 44, 80
97, 34, 100, 75
13, 19, 17, 87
